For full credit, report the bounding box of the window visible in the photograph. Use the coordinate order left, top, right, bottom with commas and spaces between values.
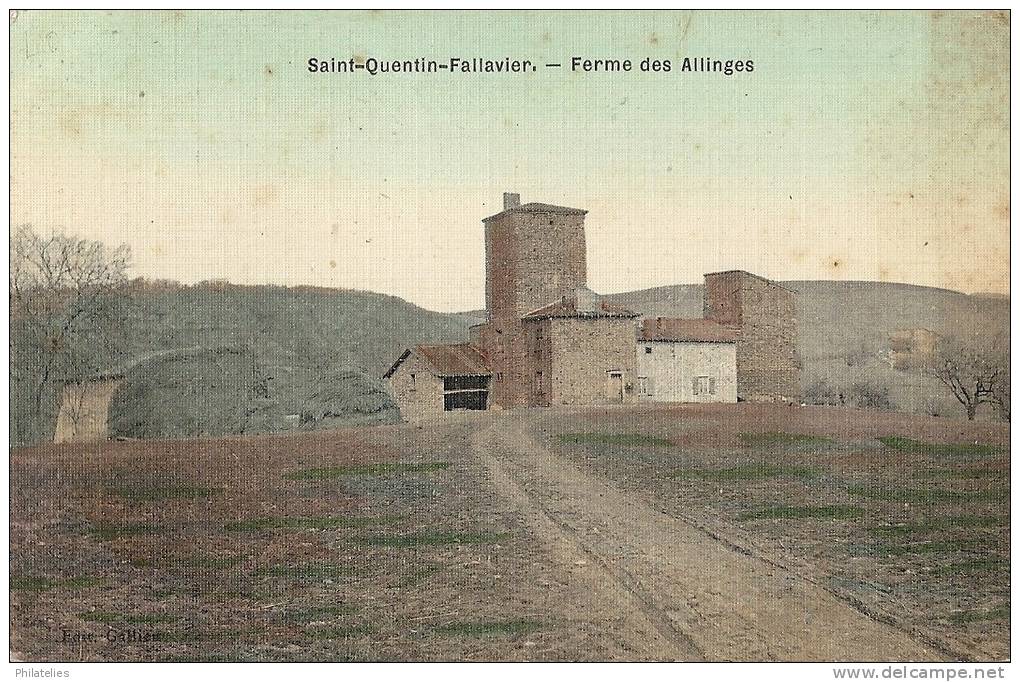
496, 372, 503, 382
693, 376, 716, 396
535, 371, 544, 394
409, 373, 416, 390
637, 376, 652, 396
644, 346, 653, 354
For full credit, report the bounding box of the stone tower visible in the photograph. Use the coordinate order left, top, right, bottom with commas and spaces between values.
483, 193, 588, 325
703, 270, 800, 402
475, 193, 590, 407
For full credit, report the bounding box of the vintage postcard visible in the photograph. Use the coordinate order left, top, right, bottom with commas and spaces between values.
7, 9, 1011, 670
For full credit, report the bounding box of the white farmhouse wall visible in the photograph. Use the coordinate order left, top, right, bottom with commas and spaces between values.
636, 341, 737, 403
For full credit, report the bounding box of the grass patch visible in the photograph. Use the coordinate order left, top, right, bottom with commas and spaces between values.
868, 539, 993, 556
950, 606, 1010, 624
10, 575, 102, 591
435, 619, 544, 637
847, 484, 1008, 504
914, 468, 1007, 481
283, 462, 450, 480
256, 563, 361, 580
739, 432, 832, 447
877, 436, 1001, 458
557, 432, 673, 447
739, 505, 863, 521
871, 516, 1005, 537
305, 624, 375, 639
359, 531, 507, 548
89, 523, 168, 540
936, 558, 1009, 576
106, 484, 218, 501
670, 462, 820, 481
225, 515, 402, 532
80, 611, 178, 624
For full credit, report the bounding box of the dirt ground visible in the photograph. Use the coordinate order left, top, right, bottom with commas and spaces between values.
9, 404, 1009, 661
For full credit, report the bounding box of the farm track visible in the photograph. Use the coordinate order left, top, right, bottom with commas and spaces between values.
471, 412, 944, 662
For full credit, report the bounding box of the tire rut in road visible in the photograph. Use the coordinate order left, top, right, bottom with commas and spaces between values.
472, 414, 943, 662
470, 423, 704, 661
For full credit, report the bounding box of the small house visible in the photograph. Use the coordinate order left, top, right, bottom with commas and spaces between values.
636, 318, 738, 403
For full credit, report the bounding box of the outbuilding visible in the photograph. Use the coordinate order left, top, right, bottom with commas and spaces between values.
384, 343, 492, 422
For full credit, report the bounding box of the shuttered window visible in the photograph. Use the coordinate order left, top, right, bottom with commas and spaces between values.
693, 376, 715, 395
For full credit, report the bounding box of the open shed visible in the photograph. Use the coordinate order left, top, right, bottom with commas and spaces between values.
384, 343, 492, 422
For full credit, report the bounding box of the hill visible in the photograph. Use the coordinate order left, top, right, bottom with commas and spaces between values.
11, 281, 471, 445
604, 280, 1009, 418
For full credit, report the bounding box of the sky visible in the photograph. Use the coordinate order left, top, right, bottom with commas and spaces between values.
9, 10, 1010, 312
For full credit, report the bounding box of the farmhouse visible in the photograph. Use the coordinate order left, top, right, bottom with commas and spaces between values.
385, 193, 800, 420
637, 318, 738, 403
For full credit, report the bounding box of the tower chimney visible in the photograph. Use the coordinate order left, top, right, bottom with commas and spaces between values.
503, 192, 521, 210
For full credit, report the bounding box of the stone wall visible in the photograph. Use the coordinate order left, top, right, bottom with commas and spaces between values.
53, 378, 123, 443
388, 353, 445, 424
544, 317, 638, 406
484, 209, 587, 323
474, 320, 528, 408
479, 207, 588, 409
704, 271, 800, 401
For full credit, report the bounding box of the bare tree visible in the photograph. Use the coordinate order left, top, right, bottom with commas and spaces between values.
990, 353, 1010, 422
925, 335, 1007, 421
10, 226, 131, 443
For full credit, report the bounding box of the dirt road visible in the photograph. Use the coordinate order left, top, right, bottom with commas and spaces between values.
470, 411, 944, 662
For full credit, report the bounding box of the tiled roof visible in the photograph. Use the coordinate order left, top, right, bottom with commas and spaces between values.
483, 202, 588, 222
523, 298, 639, 320
384, 343, 491, 379
415, 343, 490, 376
639, 318, 739, 343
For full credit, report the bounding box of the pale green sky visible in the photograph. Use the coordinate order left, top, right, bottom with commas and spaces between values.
10, 10, 1009, 311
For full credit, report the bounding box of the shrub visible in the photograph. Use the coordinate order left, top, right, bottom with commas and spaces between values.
848, 381, 892, 410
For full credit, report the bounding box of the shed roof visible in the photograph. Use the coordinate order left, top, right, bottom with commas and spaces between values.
639, 318, 739, 343
383, 343, 491, 379
482, 202, 588, 223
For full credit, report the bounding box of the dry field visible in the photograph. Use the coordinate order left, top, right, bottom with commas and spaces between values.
545, 404, 1010, 660
9, 404, 1009, 661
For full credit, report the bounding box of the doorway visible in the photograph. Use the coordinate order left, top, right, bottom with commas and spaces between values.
606, 371, 624, 404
